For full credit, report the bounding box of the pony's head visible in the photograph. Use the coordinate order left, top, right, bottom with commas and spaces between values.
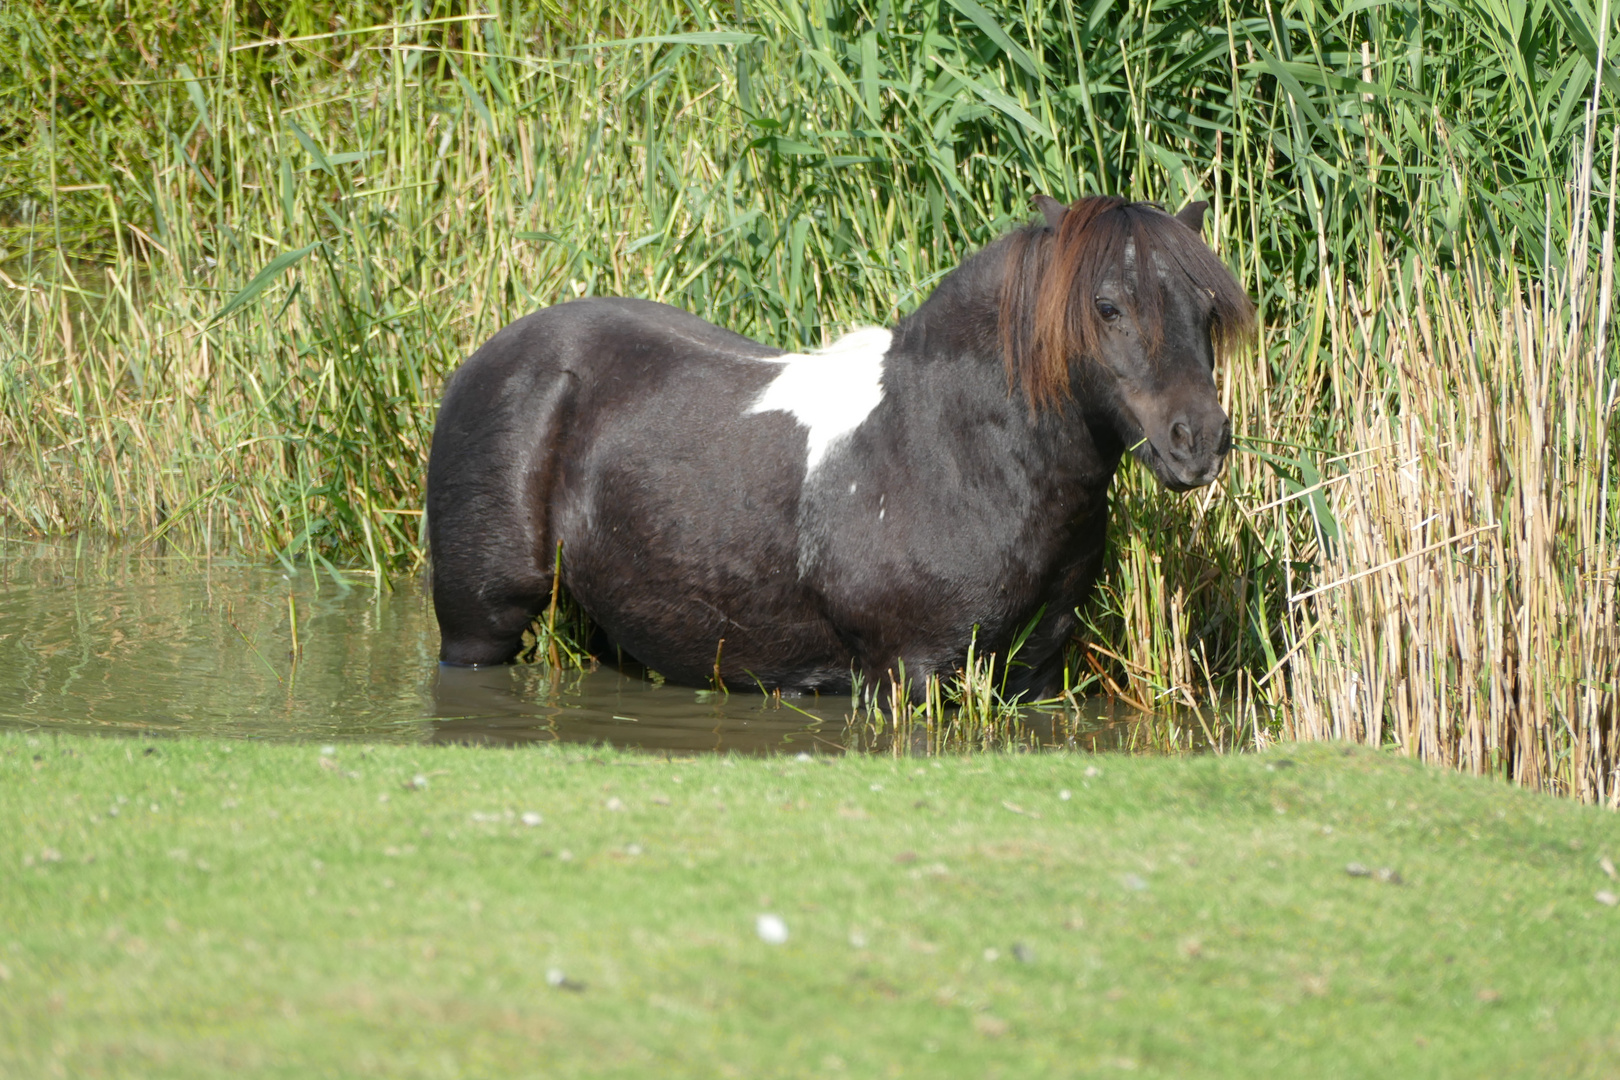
999, 195, 1255, 491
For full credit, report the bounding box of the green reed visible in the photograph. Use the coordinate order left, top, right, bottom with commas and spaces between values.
2, 0, 1616, 794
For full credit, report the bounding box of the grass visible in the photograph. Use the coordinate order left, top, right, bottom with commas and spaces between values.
6, 730, 1620, 1076
1, 0, 1617, 797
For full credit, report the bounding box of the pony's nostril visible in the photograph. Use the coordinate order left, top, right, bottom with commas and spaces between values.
1170, 421, 1193, 453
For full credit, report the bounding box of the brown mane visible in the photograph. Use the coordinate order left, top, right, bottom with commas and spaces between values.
998, 196, 1256, 411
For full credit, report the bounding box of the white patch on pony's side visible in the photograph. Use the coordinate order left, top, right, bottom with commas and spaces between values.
747, 326, 891, 474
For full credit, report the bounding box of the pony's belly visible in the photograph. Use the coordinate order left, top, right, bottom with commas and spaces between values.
568, 569, 854, 692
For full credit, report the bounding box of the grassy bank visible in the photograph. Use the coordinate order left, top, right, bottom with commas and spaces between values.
1, 0, 1617, 796
5, 732, 1620, 1076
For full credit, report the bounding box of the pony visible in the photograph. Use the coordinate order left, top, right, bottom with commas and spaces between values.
426, 195, 1254, 700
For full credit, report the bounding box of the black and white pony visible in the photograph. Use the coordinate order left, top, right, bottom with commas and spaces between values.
426, 195, 1254, 699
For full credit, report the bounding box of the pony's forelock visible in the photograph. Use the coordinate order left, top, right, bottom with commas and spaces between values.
998, 196, 1256, 411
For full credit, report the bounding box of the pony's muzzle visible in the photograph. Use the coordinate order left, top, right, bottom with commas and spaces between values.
1143, 402, 1231, 490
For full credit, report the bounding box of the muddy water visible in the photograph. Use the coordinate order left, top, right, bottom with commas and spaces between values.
0, 543, 1142, 753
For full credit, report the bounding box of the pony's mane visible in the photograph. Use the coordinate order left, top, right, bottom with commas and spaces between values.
998, 196, 1256, 411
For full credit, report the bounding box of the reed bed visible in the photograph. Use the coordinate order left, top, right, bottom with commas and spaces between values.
1, 0, 1616, 796
1283, 178, 1620, 802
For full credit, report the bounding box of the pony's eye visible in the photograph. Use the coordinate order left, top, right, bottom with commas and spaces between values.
1095, 299, 1121, 322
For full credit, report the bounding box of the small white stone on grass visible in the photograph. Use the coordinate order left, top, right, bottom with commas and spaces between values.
520, 811, 543, 827
756, 913, 789, 945
320, 745, 336, 757
605, 797, 625, 812
795, 753, 812, 762
1597, 890, 1618, 907
1083, 766, 1101, 778
545, 967, 586, 991
1059, 789, 1072, 801
848, 930, 868, 948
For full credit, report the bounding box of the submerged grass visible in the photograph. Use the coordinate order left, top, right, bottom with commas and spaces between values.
7, 730, 1620, 1076
1, 0, 1617, 796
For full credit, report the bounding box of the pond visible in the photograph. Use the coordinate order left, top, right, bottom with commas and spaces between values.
0, 542, 1149, 753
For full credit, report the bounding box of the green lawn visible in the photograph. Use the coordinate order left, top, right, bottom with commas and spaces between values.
4, 732, 1618, 1078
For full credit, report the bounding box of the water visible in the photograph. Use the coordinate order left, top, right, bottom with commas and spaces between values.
0, 543, 1143, 753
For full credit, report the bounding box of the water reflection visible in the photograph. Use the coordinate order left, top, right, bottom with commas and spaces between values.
428, 664, 849, 751
0, 542, 1153, 753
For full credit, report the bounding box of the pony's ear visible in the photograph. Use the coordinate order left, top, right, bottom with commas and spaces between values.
1176, 200, 1210, 234
1033, 194, 1068, 230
